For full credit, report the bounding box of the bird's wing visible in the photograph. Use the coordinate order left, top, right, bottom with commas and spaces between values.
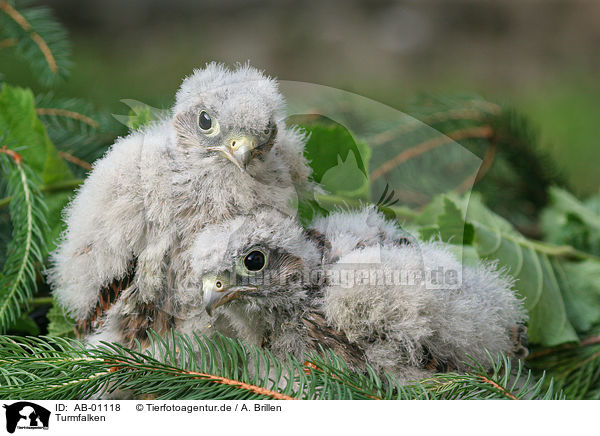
303, 228, 332, 265
75, 257, 137, 338
301, 310, 366, 370
78, 254, 178, 348
48, 132, 149, 323
510, 324, 529, 359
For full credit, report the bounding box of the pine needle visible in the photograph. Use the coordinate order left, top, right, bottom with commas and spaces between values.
0, 333, 563, 400
0, 147, 48, 333
0, 0, 71, 85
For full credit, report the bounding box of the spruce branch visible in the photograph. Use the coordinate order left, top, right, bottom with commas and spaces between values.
33, 94, 123, 174
0, 178, 83, 211
370, 125, 494, 182
35, 108, 99, 129
0, 333, 383, 400
402, 95, 564, 234
0, 146, 48, 333
528, 327, 600, 399
367, 100, 500, 148
0, 0, 71, 85
424, 353, 562, 400
455, 141, 497, 195
0, 333, 560, 400
34, 94, 101, 133
57, 151, 92, 170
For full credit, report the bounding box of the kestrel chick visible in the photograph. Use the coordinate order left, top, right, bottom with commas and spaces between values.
48, 63, 312, 345
190, 206, 527, 382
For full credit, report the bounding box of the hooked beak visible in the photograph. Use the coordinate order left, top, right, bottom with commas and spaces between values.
203, 274, 257, 316
218, 135, 257, 171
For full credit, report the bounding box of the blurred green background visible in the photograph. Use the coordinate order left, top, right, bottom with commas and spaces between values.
2, 0, 598, 195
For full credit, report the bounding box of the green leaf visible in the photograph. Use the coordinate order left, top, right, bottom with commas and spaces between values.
302, 121, 367, 180
549, 188, 600, 232
0, 86, 72, 184
301, 121, 371, 199
320, 151, 369, 199
10, 314, 40, 335
127, 106, 154, 130
438, 197, 474, 245
418, 225, 439, 241
418, 196, 474, 247
542, 187, 600, 256
43, 190, 73, 249
553, 260, 600, 333
464, 193, 522, 237
295, 120, 372, 223
112, 99, 167, 131
46, 302, 76, 338
0, 84, 74, 248
446, 244, 481, 267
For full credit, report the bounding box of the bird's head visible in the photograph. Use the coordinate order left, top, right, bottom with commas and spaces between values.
172, 63, 285, 173
188, 208, 322, 316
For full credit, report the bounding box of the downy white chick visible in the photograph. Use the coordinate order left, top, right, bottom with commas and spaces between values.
48, 63, 311, 345
189, 206, 528, 382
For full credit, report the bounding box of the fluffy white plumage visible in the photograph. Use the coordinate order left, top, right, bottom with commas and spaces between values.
188, 206, 528, 381
47, 61, 526, 384
48, 63, 312, 345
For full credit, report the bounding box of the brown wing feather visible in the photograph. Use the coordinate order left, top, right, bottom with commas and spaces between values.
303, 228, 332, 264
422, 349, 454, 372
510, 324, 529, 359
75, 258, 137, 338
302, 310, 366, 370
115, 300, 175, 348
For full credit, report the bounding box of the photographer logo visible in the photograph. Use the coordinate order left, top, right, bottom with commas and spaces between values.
3, 402, 50, 434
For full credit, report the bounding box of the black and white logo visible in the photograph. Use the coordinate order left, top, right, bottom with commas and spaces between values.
3, 402, 50, 434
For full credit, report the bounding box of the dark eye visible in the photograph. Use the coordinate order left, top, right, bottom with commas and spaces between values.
198, 111, 212, 131
263, 123, 274, 136
244, 250, 266, 272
